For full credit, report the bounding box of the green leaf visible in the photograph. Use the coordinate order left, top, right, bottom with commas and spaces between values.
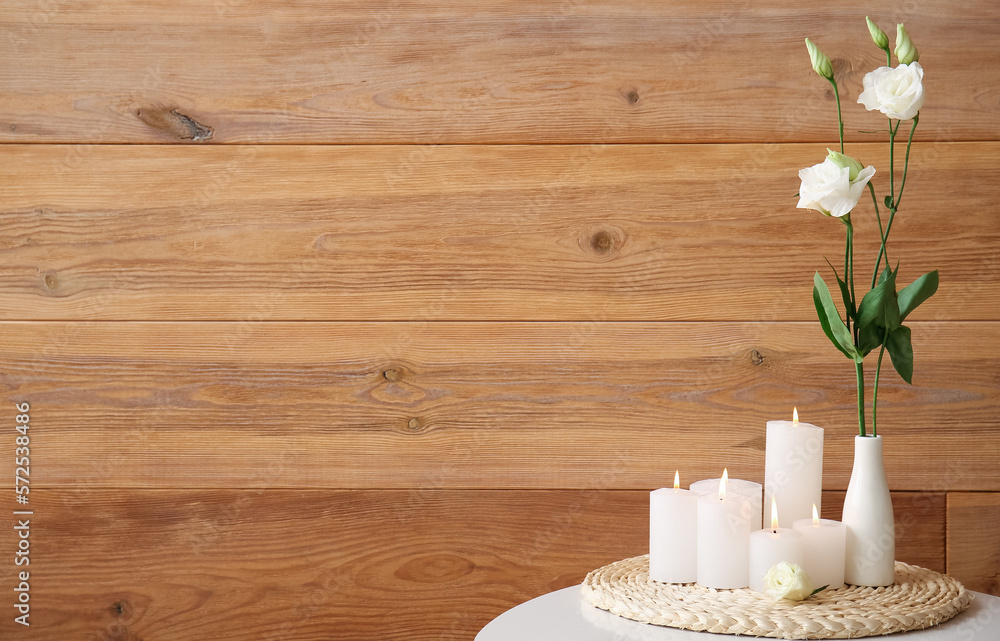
884, 287, 900, 330
824, 258, 855, 319
886, 325, 914, 384
877, 263, 894, 285
898, 270, 939, 322
857, 322, 883, 356
857, 269, 899, 332
809, 584, 830, 597
813, 272, 859, 360
884, 195, 893, 208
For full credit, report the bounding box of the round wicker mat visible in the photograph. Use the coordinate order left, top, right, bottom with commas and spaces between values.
582, 555, 971, 639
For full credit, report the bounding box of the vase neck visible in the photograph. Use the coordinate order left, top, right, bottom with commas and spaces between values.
853, 435, 884, 470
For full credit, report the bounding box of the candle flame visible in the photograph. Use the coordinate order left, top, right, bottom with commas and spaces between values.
718, 471, 727, 500
793, 407, 799, 423
771, 496, 780, 532
812, 503, 820, 526
674, 470, 680, 490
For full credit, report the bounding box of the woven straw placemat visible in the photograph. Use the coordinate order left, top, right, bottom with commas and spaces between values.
582, 555, 971, 639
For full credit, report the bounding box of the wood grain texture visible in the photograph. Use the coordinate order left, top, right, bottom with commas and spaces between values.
2, 143, 998, 321
0, 489, 944, 639
2, 0, 994, 633
0, 490, 648, 640
1, 1, 998, 143
2, 321, 996, 491
947, 493, 1000, 596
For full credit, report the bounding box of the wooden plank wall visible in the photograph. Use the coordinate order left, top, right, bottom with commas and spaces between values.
1, 1, 998, 638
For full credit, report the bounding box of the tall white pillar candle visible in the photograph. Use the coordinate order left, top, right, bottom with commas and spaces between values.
691, 474, 763, 530
793, 505, 847, 589
764, 409, 823, 525
696, 477, 751, 589
749, 498, 804, 592
649, 472, 697, 583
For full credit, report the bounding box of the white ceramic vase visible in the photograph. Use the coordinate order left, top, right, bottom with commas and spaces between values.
842, 435, 896, 586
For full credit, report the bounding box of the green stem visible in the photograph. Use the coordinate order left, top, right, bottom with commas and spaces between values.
868, 182, 887, 289
888, 119, 898, 208
843, 227, 851, 332
872, 327, 889, 438
845, 219, 857, 339
894, 114, 919, 210
873, 209, 897, 283
855, 359, 867, 437
885, 48, 891, 67
830, 78, 844, 154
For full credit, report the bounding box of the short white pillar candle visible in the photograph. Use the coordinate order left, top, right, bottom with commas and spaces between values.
696, 475, 751, 589
691, 473, 763, 530
649, 472, 697, 583
765, 408, 823, 525
793, 505, 847, 590
749, 498, 804, 592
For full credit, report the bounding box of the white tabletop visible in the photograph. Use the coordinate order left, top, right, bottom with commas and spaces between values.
476, 585, 1000, 641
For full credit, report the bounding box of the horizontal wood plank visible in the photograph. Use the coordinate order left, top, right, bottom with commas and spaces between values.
0, 490, 647, 640
1, 1, 997, 143
1, 321, 996, 491
0, 489, 945, 639
2, 143, 998, 321
947, 492, 1000, 596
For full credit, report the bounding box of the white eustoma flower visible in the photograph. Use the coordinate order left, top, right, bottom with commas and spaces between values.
858, 63, 924, 120
764, 561, 814, 601
797, 156, 876, 218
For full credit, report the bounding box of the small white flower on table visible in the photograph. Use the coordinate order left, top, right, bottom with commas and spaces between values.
763, 561, 815, 601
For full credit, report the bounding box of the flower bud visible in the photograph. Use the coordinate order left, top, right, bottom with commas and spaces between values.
895, 24, 919, 65
805, 38, 833, 80
866, 16, 889, 50
826, 149, 865, 181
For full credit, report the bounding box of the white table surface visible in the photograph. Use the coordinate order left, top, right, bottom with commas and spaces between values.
476, 585, 1000, 641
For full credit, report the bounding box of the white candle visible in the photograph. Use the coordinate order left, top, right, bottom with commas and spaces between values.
696, 474, 751, 589
749, 498, 804, 592
649, 471, 697, 583
690, 472, 763, 530
765, 408, 823, 525
793, 504, 847, 589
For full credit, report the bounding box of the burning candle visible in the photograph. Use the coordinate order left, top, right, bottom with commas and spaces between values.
749, 497, 804, 592
696, 471, 751, 589
765, 408, 824, 525
649, 471, 697, 583
793, 504, 847, 589
690, 470, 763, 530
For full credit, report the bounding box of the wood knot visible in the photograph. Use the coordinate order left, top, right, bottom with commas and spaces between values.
625, 89, 639, 105
383, 369, 399, 382
750, 350, 764, 366
831, 57, 854, 77
581, 225, 625, 260
395, 554, 475, 583
110, 600, 134, 619
591, 230, 615, 253
42, 273, 58, 290
407, 418, 421, 431
135, 105, 214, 142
